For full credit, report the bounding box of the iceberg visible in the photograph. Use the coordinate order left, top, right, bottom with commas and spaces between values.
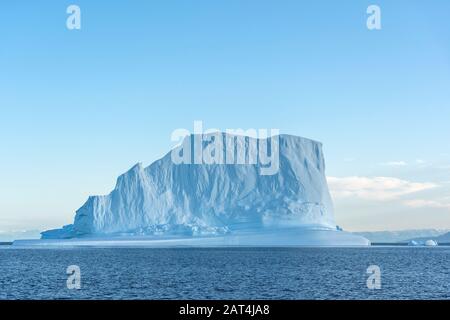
17, 133, 369, 247
425, 240, 438, 246
408, 239, 438, 247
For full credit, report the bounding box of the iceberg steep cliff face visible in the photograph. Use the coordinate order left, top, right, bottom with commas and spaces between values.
42, 134, 338, 239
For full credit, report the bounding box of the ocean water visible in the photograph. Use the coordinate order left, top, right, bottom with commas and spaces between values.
0, 247, 449, 300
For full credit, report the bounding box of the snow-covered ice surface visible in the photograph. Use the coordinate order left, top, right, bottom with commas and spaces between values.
23, 133, 369, 247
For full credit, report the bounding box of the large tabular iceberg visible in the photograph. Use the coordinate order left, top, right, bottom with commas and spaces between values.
23, 133, 369, 246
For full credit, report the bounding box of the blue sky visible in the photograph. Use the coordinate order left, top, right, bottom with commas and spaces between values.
1, 0, 450, 234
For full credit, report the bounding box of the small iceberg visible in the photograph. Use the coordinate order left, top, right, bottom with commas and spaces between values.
425, 239, 438, 247
408, 239, 438, 247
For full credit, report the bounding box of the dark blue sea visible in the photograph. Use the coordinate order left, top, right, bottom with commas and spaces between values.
0, 247, 449, 300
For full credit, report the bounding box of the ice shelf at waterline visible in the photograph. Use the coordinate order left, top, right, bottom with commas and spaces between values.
13, 228, 370, 247
27, 133, 369, 246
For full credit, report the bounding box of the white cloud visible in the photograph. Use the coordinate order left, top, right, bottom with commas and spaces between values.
327, 176, 437, 201
403, 199, 450, 210
415, 159, 426, 165
380, 161, 408, 167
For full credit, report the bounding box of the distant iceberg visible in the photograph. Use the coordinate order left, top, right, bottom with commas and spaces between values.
408, 239, 438, 247
425, 240, 438, 246
17, 133, 369, 247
